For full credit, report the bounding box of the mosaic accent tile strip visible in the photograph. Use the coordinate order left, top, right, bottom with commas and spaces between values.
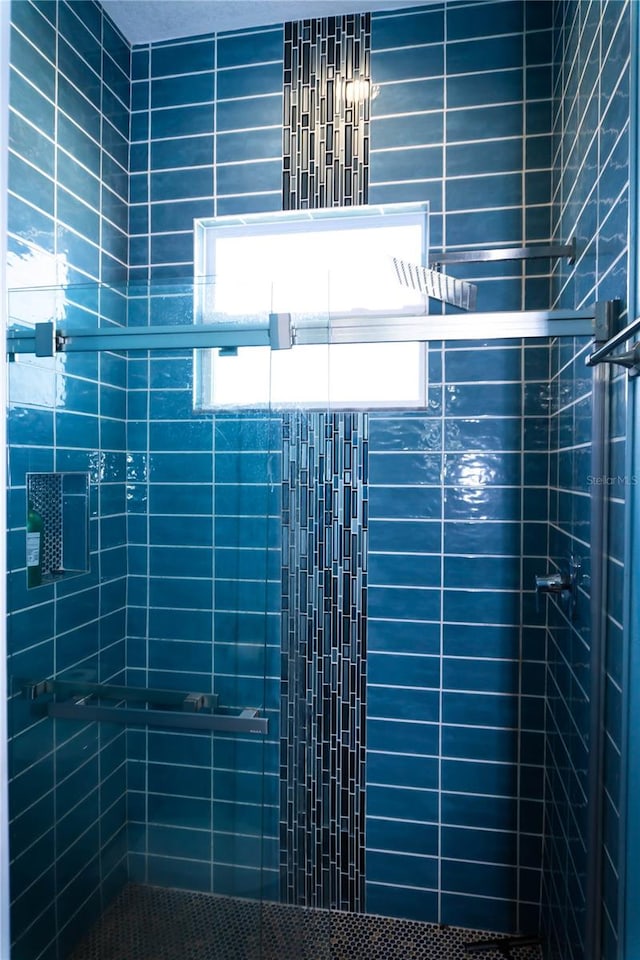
27, 472, 63, 575
283, 15, 371, 208
67, 884, 544, 960
280, 412, 368, 911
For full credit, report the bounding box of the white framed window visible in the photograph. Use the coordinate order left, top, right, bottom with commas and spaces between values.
193, 202, 429, 410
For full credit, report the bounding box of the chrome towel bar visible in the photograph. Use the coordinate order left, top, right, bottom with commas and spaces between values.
22, 678, 269, 735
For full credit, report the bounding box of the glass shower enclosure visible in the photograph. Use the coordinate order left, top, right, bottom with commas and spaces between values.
4, 209, 605, 959
5, 275, 286, 960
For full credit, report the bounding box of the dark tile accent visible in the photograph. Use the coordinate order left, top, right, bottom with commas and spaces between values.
283, 15, 371, 208
67, 883, 543, 960
280, 412, 368, 911
28, 473, 62, 575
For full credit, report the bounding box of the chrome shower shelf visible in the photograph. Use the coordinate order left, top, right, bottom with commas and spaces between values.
22, 678, 269, 734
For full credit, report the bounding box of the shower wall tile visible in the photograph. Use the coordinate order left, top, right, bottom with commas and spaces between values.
216, 95, 283, 133
6, 0, 608, 952
368, 0, 553, 312
366, 337, 549, 934
6, 2, 130, 955
545, 2, 632, 959
130, 25, 283, 280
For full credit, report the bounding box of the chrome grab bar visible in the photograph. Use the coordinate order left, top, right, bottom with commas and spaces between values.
21, 678, 268, 735
23, 678, 219, 711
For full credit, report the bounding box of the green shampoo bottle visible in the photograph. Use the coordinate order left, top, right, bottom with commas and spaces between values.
26, 502, 44, 587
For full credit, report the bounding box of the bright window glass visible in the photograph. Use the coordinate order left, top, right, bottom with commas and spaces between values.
194, 203, 429, 409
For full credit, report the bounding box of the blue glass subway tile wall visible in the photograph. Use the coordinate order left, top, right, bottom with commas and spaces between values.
133, 1, 553, 302
368, 0, 553, 311
6, 0, 633, 955
129, 0, 556, 931
8, 1, 129, 287
7, 1, 130, 955
365, 336, 548, 934
545, 2, 632, 959
129, 24, 283, 279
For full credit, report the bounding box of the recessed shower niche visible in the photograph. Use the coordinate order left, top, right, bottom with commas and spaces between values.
26, 472, 90, 587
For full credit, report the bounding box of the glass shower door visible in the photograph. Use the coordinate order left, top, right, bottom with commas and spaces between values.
4, 213, 427, 960
4, 279, 279, 960
206, 404, 280, 956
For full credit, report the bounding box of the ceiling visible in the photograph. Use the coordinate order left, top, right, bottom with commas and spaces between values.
101, 0, 424, 45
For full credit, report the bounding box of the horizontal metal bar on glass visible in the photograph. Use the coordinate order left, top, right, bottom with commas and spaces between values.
7, 308, 596, 356
22, 678, 269, 734
7, 320, 274, 356
298, 308, 595, 343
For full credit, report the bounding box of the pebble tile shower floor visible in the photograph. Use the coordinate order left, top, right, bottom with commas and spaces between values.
67, 884, 543, 960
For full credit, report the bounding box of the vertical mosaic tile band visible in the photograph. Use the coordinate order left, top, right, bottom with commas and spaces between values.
283, 15, 371, 208
280, 412, 368, 911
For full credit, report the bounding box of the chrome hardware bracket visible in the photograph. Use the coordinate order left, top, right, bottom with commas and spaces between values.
429, 239, 576, 267
535, 557, 581, 619
592, 343, 640, 378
